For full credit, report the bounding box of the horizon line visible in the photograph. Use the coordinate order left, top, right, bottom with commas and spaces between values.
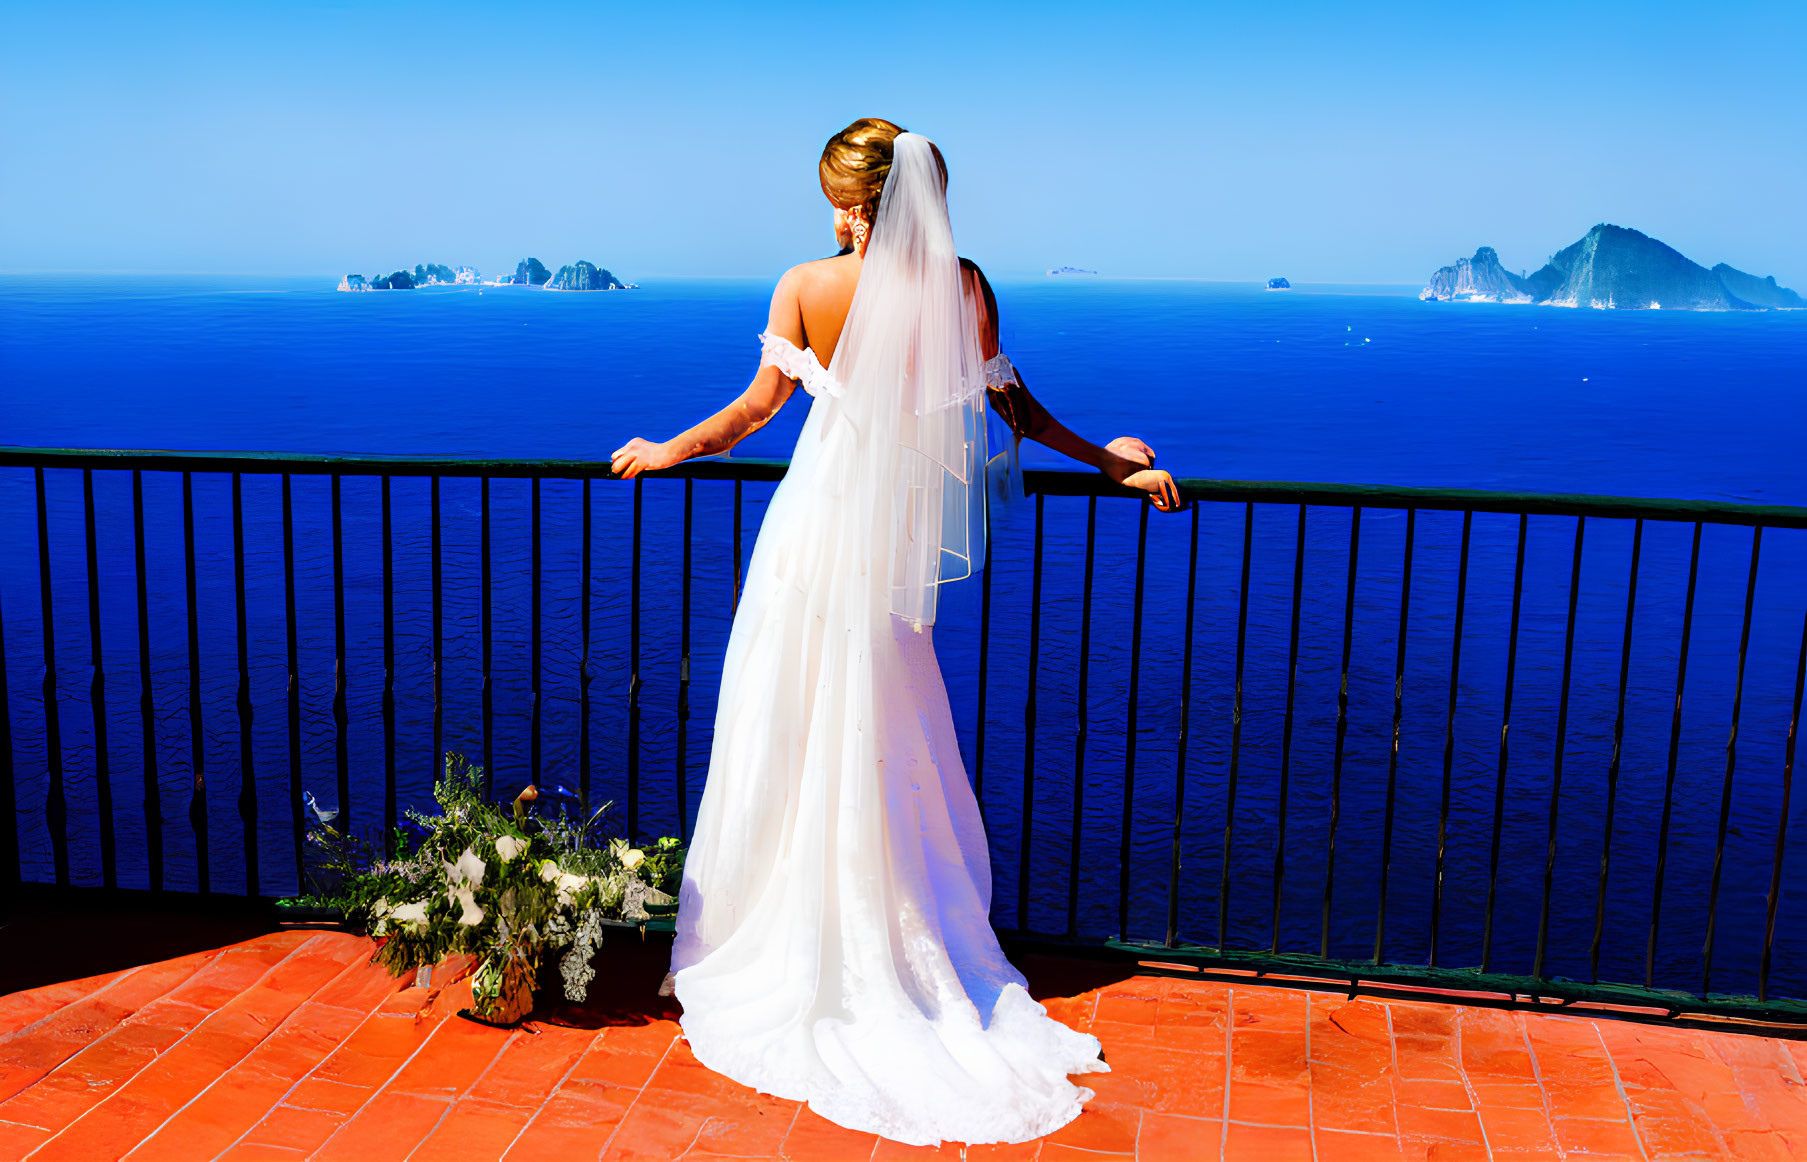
0, 268, 1425, 288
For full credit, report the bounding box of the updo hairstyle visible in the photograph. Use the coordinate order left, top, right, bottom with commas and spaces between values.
819, 118, 906, 223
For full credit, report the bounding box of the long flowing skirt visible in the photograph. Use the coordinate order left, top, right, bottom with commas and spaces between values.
668, 408, 1107, 1146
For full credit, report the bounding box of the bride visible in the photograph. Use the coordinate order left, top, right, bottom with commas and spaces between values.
610, 119, 1181, 1146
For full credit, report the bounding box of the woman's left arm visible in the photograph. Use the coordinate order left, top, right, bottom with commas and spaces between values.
611, 271, 806, 478
966, 262, 1181, 511
1002, 370, 1183, 511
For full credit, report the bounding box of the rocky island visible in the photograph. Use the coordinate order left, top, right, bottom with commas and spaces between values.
338, 257, 636, 291
501, 258, 552, 286
546, 261, 633, 290
340, 264, 478, 291
1422, 226, 1800, 310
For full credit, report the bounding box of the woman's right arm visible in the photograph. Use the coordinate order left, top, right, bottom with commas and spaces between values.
611, 271, 806, 478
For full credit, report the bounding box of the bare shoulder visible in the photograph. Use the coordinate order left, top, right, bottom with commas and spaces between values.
770, 255, 848, 311
783, 253, 858, 295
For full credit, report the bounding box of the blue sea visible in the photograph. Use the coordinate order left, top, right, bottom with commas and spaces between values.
3, 275, 1805, 997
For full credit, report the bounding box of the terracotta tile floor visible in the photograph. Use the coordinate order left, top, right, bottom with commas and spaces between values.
3, 930, 1806, 1160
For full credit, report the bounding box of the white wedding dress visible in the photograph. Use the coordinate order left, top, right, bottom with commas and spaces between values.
668, 135, 1107, 1147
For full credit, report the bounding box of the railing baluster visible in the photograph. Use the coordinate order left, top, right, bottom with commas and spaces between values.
82, 469, 116, 889
975, 536, 992, 814
329, 474, 349, 838
1219, 501, 1253, 952
1647, 520, 1703, 988
231, 473, 258, 895
1482, 514, 1528, 973
678, 478, 693, 836
1760, 608, 1807, 1003
132, 470, 162, 893
1592, 519, 1642, 982
530, 478, 542, 793
1702, 526, 1762, 995
282, 474, 301, 892
579, 477, 592, 812
1373, 508, 1416, 965
1018, 492, 1044, 931
0, 586, 15, 894
381, 475, 396, 854
430, 476, 443, 784
183, 471, 207, 892
1321, 507, 1361, 959
1120, 500, 1149, 941
480, 476, 493, 799
1067, 495, 1097, 940
1272, 504, 1306, 953
1167, 502, 1201, 948
35, 467, 68, 887
628, 476, 642, 843
731, 479, 743, 613
1430, 510, 1472, 967
1534, 516, 1586, 978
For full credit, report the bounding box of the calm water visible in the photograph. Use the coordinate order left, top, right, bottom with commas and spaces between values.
3, 275, 1805, 996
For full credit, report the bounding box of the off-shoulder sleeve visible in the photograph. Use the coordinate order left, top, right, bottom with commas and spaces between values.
759, 331, 842, 399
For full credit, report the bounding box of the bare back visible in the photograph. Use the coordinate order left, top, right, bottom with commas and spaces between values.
767, 253, 1002, 371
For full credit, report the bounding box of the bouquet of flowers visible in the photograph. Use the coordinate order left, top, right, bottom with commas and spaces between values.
288, 753, 683, 1025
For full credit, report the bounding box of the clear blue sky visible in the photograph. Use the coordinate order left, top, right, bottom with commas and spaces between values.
3, 1, 1802, 285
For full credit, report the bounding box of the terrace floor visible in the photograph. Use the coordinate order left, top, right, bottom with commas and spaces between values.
2, 925, 1806, 1161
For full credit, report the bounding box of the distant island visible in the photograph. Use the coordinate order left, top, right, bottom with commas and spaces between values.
340, 264, 478, 291
506, 258, 551, 286
339, 257, 636, 292
1267, 277, 1291, 290
1046, 266, 1097, 276
1421, 225, 1801, 310
547, 261, 629, 291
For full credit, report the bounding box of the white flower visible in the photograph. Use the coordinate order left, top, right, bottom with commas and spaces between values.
371, 897, 392, 918
538, 859, 562, 883
494, 834, 529, 863
554, 871, 591, 907
446, 884, 485, 926
388, 900, 429, 929
620, 848, 645, 871
444, 846, 487, 888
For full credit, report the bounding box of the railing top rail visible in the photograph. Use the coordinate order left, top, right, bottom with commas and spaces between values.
4, 445, 1804, 529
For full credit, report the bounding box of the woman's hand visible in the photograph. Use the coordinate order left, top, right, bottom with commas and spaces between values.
1121, 467, 1183, 512
1105, 436, 1156, 467
610, 437, 678, 479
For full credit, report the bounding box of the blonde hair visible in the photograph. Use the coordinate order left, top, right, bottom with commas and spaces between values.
819, 118, 906, 222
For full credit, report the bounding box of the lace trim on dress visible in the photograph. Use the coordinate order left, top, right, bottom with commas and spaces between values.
759, 331, 843, 399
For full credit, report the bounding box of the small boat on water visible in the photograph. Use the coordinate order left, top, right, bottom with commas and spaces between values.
1267, 277, 1291, 290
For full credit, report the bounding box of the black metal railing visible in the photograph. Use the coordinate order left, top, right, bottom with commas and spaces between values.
2, 447, 1805, 1027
